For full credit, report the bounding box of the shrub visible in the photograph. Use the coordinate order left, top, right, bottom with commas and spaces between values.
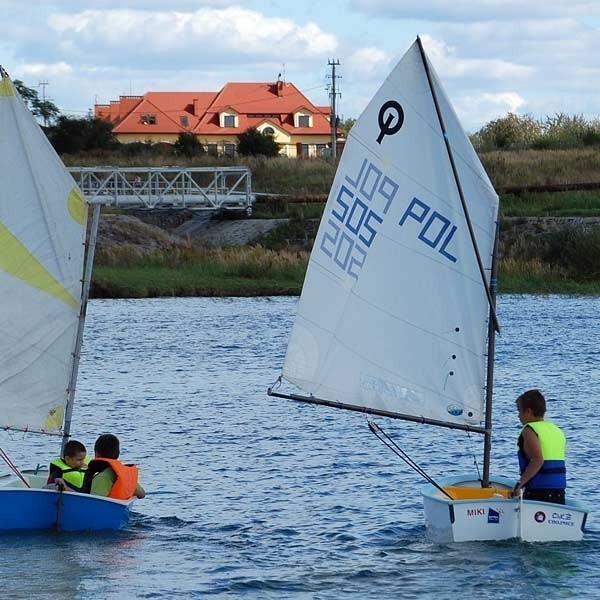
237, 127, 280, 157
174, 132, 205, 158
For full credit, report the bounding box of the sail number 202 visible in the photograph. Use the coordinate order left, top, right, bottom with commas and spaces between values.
399, 197, 458, 263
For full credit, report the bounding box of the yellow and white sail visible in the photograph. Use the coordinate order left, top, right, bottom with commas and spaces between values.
0, 70, 87, 432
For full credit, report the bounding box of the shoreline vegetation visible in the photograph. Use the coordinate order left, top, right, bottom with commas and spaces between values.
82, 148, 600, 299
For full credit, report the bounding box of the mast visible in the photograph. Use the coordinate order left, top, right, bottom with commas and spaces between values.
415, 37, 499, 334
481, 223, 499, 486
61, 203, 101, 453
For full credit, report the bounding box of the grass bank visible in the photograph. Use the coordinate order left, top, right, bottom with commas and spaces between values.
91, 241, 600, 298
92, 246, 308, 298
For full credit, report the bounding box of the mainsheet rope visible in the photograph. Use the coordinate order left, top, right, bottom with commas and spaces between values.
0, 446, 31, 488
367, 421, 454, 500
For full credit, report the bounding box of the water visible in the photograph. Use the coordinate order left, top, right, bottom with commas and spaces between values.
1, 295, 599, 599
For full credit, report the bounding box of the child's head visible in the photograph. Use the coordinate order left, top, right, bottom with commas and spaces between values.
516, 389, 546, 423
63, 439, 87, 469
94, 434, 120, 459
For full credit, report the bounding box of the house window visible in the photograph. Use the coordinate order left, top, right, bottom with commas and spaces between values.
298, 115, 310, 128
179, 115, 189, 127
297, 143, 309, 157
207, 144, 218, 157
140, 113, 156, 125
224, 143, 236, 157
223, 115, 236, 127
262, 126, 275, 136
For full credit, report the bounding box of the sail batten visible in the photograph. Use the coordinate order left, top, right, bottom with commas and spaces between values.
280, 40, 498, 428
0, 71, 87, 433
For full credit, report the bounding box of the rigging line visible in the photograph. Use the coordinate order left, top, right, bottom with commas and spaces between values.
465, 429, 481, 481
0, 447, 31, 488
416, 36, 500, 334
367, 421, 454, 500
369, 421, 437, 482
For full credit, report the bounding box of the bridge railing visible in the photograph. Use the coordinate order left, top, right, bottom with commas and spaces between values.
69, 166, 254, 213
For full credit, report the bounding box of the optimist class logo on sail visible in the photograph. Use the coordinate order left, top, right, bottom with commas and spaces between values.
318, 100, 459, 280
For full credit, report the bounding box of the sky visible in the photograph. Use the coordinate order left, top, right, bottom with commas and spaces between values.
2, 0, 600, 132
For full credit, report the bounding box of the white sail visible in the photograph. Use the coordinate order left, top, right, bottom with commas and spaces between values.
0, 71, 87, 432
281, 40, 499, 427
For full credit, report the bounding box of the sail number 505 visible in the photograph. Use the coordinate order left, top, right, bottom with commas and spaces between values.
399, 197, 458, 263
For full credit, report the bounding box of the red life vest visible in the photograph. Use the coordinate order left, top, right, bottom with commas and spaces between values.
86, 458, 139, 500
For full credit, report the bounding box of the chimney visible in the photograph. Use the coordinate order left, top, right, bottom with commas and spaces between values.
277, 81, 284, 97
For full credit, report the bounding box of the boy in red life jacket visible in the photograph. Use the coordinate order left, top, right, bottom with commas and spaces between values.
82, 434, 145, 500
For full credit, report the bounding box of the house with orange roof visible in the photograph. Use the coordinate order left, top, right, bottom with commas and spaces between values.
95, 80, 333, 158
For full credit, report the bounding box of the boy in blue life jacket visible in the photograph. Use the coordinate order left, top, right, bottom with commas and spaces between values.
512, 389, 567, 505
47, 439, 90, 492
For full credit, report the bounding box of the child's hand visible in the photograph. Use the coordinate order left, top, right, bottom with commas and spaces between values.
54, 478, 67, 491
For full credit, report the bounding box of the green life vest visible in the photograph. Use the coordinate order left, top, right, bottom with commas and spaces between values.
49, 456, 91, 491
517, 420, 566, 489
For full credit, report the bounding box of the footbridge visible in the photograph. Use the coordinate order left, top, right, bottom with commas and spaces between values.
69, 166, 254, 213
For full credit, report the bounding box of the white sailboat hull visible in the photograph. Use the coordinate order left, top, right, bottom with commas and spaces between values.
422, 474, 588, 543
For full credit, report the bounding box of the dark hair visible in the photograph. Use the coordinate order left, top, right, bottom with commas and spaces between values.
63, 439, 86, 458
517, 389, 546, 418
94, 434, 120, 459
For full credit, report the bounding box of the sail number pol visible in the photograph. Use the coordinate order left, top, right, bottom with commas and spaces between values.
319, 157, 458, 280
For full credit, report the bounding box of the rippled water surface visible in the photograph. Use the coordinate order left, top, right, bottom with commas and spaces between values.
1, 295, 599, 599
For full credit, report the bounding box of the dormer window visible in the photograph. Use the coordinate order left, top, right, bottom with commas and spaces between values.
140, 113, 156, 125
179, 115, 189, 127
220, 109, 239, 128
263, 126, 275, 136
295, 111, 313, 128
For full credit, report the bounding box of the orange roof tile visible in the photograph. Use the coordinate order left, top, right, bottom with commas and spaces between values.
96, 82, 331, 137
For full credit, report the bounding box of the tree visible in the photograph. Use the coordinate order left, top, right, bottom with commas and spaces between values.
13, 80, 60, 124
174, 132, 205, 157
237, 127, 280, 157
472, 113, 541, 150
339, 118, 356, 139
46, 115, 117, 154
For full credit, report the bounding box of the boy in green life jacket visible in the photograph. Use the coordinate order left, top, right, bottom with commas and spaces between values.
47, 439, 90, 492
512, 389, 567, 504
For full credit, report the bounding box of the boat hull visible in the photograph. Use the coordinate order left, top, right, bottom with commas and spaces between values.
0, 473, 133, 531
422, 474, 588, 543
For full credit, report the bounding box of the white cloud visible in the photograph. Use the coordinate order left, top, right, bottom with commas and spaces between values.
349, 0, 600, 22
19, 62, 73, 77
346, 47, 392, 81
455, 91, 527, 131
420, 35, 531, 81
48, 7, 338, 65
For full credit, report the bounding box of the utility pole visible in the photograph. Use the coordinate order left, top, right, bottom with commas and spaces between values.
38, 80, 49, 126
327, 59, 341, 159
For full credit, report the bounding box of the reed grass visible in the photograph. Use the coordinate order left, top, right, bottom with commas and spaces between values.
500, 191, 600, 217
481, 148, 600, 188
92, 245, 309, 297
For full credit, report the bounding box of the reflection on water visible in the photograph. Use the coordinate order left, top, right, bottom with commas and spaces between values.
0, 295, 598, 598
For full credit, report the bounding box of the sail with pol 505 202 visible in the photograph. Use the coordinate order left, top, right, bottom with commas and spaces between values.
279, 39, 498, 427
0, 68, 135, 531
270, 38, 588, 543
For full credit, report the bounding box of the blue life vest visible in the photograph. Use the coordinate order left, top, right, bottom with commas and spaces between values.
517, 420, 566, 489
